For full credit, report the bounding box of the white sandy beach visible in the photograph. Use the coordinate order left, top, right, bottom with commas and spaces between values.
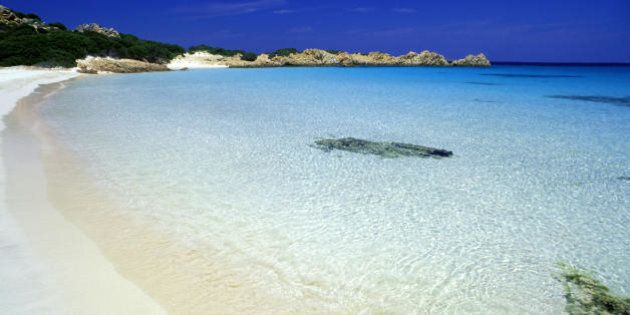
167, 52, 229, 70
0, 67, 165, 314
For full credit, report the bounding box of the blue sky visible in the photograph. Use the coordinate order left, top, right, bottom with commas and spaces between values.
4, 0, 630, 62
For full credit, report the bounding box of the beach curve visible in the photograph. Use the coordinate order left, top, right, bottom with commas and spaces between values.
0, 67, 166, 314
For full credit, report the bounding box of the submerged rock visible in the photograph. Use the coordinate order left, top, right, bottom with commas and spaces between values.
557, 263, 630, 315
75, 23, 120, 38
313, 137, 453, 158
547, 95, 630, 107
451, 53, 491, 67
618, 176, 630, 181
76, 56, 169, 73
466, 81, 500, 86
483, 73, 581, 78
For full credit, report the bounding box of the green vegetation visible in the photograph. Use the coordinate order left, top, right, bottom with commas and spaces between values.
325, 49, 342, 55
188, 44, 258, 61
0, 5, 184, 67
268, 47, 298, 58
557, 263, 630, 315
0, 5, 389, 68
240, 51, 258, 61
0, 25, 184, 67
13, 12, 41, 20
188, 44, 242, 56
47, 22, 67, 30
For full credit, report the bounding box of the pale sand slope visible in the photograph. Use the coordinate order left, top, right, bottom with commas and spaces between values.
0, 67, 165, 314
167, 52, 229, 70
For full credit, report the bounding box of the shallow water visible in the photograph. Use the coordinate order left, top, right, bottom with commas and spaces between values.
37, 66, 630, 313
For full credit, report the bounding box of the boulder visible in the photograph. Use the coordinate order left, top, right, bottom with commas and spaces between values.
284, 49, 340, 66
399, 50, 449, 66
76, 56, 169, 73
451, 53, 491, 67
345, 52, 398, 66
75, 23, 120, 37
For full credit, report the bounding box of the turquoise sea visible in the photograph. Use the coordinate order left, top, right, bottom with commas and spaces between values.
37, 66, 630, 313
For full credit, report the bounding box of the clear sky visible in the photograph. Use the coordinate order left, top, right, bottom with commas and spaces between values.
4, 0, 630, 63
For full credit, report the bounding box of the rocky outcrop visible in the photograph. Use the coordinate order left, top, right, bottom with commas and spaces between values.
76, 56, 169, 73
75, 23, 120, 37
212, 49, 489, 68
168, 49, 491, 69
0, 5, 51, 32
78, 49, 491, 72
313, 137, 453, 158
345, 52, 398, 66
282, 49, 341, 66
399, 50, 449, 66
1, 5, 23, 27
451, 53, 491, 67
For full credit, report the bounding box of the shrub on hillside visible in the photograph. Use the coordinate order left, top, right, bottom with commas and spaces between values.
189, 45, 252, 57
13, 12, 41, 20
269, 48, 298, 57
240, 52, 257, 61
48, 22, 67, 30
0, 24, 184, 67
189, 44, 258, 61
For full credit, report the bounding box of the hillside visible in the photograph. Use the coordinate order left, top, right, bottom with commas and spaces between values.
0, 5, 184, 67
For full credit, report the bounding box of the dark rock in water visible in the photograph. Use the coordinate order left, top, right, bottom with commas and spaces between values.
557, 263, 630, 315
473, 98, 498, 103
466, 81, 500, 86
481, 73, 581, 78
313, 137, 453, 158
547, 95, 630, 107
618, 176, 630, 181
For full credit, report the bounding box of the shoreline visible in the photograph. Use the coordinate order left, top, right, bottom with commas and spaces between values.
2, 69, 303, 313
0, 69, 166, 314
27, 84, 315, 313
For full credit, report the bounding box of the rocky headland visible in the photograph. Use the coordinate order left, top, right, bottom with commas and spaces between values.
173, 49, 491, 69
76, 56, 169, 73
1, 4, 491, 73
